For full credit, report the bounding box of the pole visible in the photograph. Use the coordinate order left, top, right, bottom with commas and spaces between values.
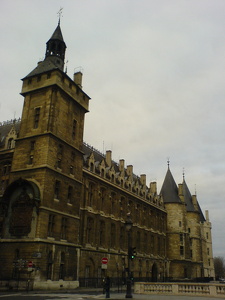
126, 228, 132, 298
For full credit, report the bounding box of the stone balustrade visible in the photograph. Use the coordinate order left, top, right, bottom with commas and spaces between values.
134, 282, 225, 298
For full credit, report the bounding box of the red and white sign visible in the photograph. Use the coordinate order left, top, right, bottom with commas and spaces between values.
101, 257, 108, 264
28, 261, 33, 268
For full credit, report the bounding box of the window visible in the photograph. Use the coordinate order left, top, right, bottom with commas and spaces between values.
137, 231, 141, 251
48, 214, 55, 237
158, 236, 161, 255
208, 259, 211, 266
180, 246, 184, 256
58, 144, 63, 155
99, 221, 105, 246
179, 221, 182, 227
180, 234, 183, 243
47, 251, 53, 279
61, 217, 67, 240
119, 226, 125, 250
54, 180, 60, 199
3, 164, 11, 175
87, 217, 93, 244
88, 183, 94, 206
67, 186, 73, 203
206, 232, 209, 239
57, 159, 62, 169
69, 165, 74, 175
188, 228, 191, 233
7, 138, 14, 149
29, 155, 34, 164
30, 141, 35, 150
72, 120, 77, 139
207, 248, 210, 255
34, 107, 40, 129
151, 235, 154, 254
110, 223, 116, 248
71, 151, 75, 162
59, 252, 65, 280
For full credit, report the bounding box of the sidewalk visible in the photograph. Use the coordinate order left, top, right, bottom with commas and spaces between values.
96, 293, 224, 300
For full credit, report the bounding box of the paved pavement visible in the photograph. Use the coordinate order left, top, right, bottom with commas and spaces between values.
0, 291, 224, 300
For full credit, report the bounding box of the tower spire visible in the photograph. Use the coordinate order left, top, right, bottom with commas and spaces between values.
57, 7, 63, 25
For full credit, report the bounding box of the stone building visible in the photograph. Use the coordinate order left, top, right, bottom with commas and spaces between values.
0, 22, 214, 290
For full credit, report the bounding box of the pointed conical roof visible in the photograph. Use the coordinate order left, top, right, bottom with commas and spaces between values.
182, 179, 195, 212
160, 168, 182, 203
48, 23, 65, 44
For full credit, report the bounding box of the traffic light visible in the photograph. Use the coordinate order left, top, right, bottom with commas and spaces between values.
128, 247, 136, 259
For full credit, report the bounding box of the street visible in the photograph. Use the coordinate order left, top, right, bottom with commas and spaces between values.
0, 292, 224, 300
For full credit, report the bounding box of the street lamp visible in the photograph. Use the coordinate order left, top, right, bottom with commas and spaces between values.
125, 213, 133, 298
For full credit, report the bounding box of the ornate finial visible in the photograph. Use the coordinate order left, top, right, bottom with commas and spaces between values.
167, 157, 170, 169
195, 184, 197, 196
57, 7, 63, 25
182, 167, 185, 180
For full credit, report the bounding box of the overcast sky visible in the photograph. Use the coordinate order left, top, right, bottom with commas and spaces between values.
1, 0, 225, 258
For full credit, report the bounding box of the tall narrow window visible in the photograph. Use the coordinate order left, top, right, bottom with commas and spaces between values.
30, 141, 35, 150
87, 217, 93, 244
110, 223, 116, 248
54, 180, 60, 199
59, 252, 65, 280
61, 217, 67, 240
67, 186, 73, 203
34, 107, 40, 129
47, 251, 53, 279
99, 221, 105, 247
180, 246, 184, 256
88, 183, 94, 207
7, 138, 14, 149
48, 214, 55, 237
180, 233, 183, 243
72, 120, 77, 139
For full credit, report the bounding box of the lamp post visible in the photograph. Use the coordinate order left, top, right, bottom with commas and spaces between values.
125, 213, 133, 298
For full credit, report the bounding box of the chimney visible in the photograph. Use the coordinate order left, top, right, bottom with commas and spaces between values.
140, 174, 146, 186
150, 181, 157, 194
74, 71, 83, 88
106, 150, 112, 167
178, 184, 183, 197
205, 210, 209, 222
126, 165, 133, 176
119, 159, 125, 172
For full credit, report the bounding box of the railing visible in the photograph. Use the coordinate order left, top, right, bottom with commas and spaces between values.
134, 282, 225, 298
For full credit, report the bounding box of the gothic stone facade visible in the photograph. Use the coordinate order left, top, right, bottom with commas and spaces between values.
0, 23, 214, 289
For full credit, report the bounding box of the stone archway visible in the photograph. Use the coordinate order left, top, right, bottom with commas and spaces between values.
152, 263, 158, 282
1, 178, 40, 237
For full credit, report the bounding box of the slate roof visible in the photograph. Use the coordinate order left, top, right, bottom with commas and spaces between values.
48, 24, 65, 43
183, 179, 195, 212
24, 58, 63, 78
24, 24, 66, 79
160, 167, 182, 203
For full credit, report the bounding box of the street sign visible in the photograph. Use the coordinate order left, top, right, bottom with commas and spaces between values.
101, 257, 108, 264
28, 261, 33, 268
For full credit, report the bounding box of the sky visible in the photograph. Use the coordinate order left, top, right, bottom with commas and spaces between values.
0, 0, 225, 258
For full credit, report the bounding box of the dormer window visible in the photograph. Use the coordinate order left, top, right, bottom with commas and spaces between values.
7, 138, 14, 149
